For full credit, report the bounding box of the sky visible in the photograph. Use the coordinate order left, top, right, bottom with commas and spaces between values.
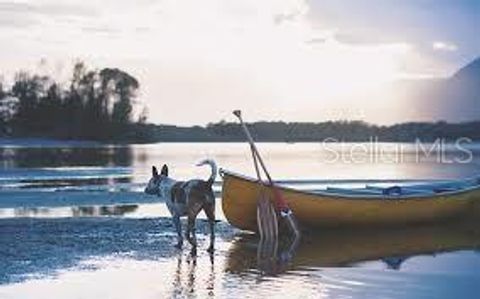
0, 0, 479, 125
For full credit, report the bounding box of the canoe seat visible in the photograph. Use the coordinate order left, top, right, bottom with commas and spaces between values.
382, 186, 402, 196
324, 187, 383, 196
433, 187, 459, 193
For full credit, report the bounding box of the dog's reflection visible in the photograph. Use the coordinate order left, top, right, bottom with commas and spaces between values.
171, 249, 215, 297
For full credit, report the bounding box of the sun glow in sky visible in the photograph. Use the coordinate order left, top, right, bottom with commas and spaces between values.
0, 0, 478, 124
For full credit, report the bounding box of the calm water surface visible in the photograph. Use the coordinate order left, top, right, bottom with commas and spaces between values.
1, 142, 480, 298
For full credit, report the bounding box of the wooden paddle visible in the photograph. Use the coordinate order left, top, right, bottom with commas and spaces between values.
233, 110, 277, 241
233, 110, 301, 240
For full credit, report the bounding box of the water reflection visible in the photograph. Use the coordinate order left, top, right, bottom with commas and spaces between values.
71, 205, 138, 217
0, 201, 226, 219
0, 146, 133, 168
13, 207, 52, 217
226, 221, 480, 275
10, 204, 139, 217
171, 250, 216, 298
0, 178, 133, 190
2, 143, 480, 185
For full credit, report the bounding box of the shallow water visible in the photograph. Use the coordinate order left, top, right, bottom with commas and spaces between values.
1, 141, 480, 298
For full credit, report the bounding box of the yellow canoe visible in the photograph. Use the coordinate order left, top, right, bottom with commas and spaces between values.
220, 170, 480, 231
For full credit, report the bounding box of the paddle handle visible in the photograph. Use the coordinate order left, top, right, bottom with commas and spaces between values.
233, 110, 273, 183
233, 110, 289, 212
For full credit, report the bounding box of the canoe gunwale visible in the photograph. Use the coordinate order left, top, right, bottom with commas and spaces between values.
219, 168, 480, 201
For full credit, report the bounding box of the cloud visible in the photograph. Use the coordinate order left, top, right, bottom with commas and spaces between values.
334, 31, 399, 46
0, 0, 98, 32
432, 41, 458, 51
81, 25, 121, 35
0, 1, 97, 17
0, 13, 36, 28
305, 37, 326, 44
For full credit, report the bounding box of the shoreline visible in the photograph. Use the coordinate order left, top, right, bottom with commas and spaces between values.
2, 137, 480, 146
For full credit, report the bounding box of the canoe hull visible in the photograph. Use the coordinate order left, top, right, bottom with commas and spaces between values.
221, 171, 480, 232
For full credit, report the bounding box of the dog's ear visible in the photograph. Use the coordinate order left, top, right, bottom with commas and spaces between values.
152, 166, 159, 177
161, 164, 168, 177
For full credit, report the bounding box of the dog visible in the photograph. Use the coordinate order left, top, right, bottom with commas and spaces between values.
144, 159, 217, 252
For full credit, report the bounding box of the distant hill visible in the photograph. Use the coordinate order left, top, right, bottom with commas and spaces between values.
453, 57, 480, 82
394, 57, 480, 122
131, 120, 480, 143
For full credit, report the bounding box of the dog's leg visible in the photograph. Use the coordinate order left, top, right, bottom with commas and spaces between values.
172, 215, 183, 248
186, 214, 198, 248
204, 202, 215, 253
185, 202, 203, 249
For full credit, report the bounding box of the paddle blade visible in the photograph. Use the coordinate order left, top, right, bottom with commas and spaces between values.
233, 110, 242, 118
256, 193, 278, 241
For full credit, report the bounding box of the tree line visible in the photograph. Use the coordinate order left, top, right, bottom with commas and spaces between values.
0, 62, 145, 141
1, 62, 480, 143
136, 120, 480, 142
208, 120, 480, 142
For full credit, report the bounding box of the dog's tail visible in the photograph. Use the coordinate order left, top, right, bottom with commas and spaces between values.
196, 159, 217, 186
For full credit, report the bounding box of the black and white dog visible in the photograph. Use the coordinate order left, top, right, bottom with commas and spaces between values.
144, 159, 217, 252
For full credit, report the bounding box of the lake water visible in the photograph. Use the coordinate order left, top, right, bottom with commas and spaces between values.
1, 141, 480, 298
